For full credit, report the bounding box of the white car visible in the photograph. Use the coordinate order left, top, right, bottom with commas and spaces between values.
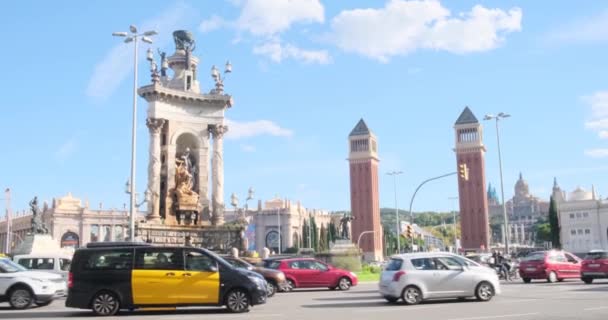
0, 257, 67, 309
13, 253, 72, 280
379, 252, 500, 305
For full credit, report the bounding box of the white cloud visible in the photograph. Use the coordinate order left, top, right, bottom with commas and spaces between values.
225, 119, 293, 140
55, 138, 77, 162
241, 144, 256, 152
585, 149, 608, 158
253, 40, 331, 64
200, 15, 227, 33
86, 4, 190, 99
583, 91, 608, 137
546, 9, 608, 45
327, 0, 522, 62
236, 0, 324, 36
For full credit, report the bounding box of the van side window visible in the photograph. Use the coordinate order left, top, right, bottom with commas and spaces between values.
18, 258, 54, 270
84, 250, 133, 271
135, 248, 183, 270
185, 250, 217, 272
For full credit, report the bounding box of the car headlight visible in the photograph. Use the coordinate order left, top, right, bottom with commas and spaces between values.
248, 276, 265, 288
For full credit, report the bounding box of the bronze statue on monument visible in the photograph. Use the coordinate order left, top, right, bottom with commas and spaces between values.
29, 196, 48, 234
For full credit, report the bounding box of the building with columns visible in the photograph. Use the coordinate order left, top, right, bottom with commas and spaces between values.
454, 107, 490, 251
223, 198, 333, 253
348, 119, 383, 262
553, 180, 608, 255
0, 193, 146, 254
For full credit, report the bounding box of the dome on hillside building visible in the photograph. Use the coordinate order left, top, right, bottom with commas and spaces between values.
569, 186, 593, 201
514, 172, 530, 198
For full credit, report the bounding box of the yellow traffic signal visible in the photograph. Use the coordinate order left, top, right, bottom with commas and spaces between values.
459, 163, 469, 181
406, 225, 414, 238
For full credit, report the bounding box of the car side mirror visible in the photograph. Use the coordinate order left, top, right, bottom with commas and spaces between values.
207, 265, 218, 273
247, 265, 254, 271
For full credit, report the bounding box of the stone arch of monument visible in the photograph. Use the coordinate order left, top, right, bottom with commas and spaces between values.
60, 231, 80, 249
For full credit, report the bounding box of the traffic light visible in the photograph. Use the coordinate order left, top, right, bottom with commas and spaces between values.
405, 225, 414, 238
459, 163, 469, 181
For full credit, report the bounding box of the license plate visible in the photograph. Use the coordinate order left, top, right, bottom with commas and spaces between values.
526, 267, 536, 271
588, 264, 600, 268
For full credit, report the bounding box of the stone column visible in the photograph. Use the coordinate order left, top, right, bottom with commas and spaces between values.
210, 124, 228, 226
146, 118, 165, 222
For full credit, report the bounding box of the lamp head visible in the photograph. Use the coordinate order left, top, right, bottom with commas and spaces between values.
142, 36, 153, 44
146, 48, 154, 61
247, 187, 255, 200
211, 65, 219, 79
112, 32, 128, 37
124, 37, 134, 44
129, 25, 138, 33
143, 30, 158, 36
125, 180, 131, 194
498, 112, 511, 118
225, 60, 232, 73
483, 114, 494, 121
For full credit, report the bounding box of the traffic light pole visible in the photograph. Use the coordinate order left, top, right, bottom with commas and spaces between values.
407, 172, 458, 251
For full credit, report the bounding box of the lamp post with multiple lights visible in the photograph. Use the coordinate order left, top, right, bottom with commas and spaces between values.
112, 25, 157, 241
483, 112, 511, 254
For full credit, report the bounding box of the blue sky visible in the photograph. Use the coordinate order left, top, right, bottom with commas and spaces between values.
2, 0, 608, 215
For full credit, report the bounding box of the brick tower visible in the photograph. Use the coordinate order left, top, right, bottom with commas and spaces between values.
348, 119, 383, 261
454, 107, 490, 252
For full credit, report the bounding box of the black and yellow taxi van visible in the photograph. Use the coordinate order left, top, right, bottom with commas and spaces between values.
65, 242, 267, 316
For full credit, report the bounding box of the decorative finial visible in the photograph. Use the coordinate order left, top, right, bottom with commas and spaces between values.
210, 60, 232, 94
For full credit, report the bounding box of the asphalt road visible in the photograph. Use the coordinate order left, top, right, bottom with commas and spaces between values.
2, 279, 608, 320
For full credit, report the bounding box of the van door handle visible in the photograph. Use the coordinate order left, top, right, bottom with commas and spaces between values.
182, 273, 192, 277
165, 272, 175, 276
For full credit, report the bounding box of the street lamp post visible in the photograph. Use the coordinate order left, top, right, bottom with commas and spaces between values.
357, 231, 376, 250
484, 112, 511, 255
387, 171, 403, 254
408, 172, 457, 251
2, 188, 11, 254
113, 26, 157, 241
277, 207, 281, 254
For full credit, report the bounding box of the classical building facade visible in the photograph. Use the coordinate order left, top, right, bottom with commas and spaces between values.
487, 173, 549, 245
553, 180, 608, 255
348, 119, 383, 262
222, 198, 332, 253
454, 107, 490, 251
0, 193, 146, 254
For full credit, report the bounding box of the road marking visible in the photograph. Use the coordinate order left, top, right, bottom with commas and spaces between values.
357, 305, 450, 313
584, 306, 608, 311
447, 313, 540, 320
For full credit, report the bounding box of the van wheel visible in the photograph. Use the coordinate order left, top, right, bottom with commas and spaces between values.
547, 271, 558, 283
401, 286, 422, 305
523, 278, 531, 283
582, 277, 593, 284
475, 282, 494, 302
9, 286, 33, 309
338, 277, 352, 291
225, 289, 250, 313
91, 291, 120, 316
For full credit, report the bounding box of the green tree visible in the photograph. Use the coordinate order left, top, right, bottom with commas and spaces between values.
302, 219, 309, 248
535, 223, 551, 242
319, 224, 328, 252
311, 216, 318, 251
548, 196, 561, 249
329, 222, 337, 243
325, 223, 332, 249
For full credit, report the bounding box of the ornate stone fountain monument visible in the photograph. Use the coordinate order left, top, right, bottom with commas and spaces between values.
135, 30, 243, 251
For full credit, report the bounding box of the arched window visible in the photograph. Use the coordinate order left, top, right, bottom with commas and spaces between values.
61, 231, 80, 249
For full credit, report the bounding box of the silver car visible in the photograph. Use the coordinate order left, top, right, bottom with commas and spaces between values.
379, 252, 500, 305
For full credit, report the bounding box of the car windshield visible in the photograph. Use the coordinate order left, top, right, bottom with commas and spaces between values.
0, 258, 28, 273
585, 251, 608, 260
453, 256, 481, 267
225, 257, 252, 269
265, 260, 281, 269
522, 252, 546, 261
385, 258, 403, 271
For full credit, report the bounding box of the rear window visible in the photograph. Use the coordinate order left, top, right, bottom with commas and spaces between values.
585, 251, 608, 260
522, 252, 546, 261
385, 258, 403, 271
17, 258, 55, 270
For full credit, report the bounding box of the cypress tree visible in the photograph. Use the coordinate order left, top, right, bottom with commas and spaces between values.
548, 196, 561, 249
319, 224, 328, 252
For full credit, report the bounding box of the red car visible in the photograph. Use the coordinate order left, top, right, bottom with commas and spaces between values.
266, 258, 358, 291
519, 250, 582, 283
581, 250, 608, 284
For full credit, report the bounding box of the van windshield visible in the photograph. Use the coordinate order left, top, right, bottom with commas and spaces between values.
0, 258, 27, 273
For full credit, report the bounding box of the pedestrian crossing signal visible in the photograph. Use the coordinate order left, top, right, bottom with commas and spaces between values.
459, 163, 469, 181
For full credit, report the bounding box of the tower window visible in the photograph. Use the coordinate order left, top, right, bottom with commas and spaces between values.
186, 75, 192, 90
350, 139, 369, 152
161, 133, 167, 146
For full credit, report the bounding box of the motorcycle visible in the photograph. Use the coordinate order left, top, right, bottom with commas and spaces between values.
495, 260, 519, 281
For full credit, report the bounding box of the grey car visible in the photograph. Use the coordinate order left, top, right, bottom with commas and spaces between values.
379, 252, 501, 305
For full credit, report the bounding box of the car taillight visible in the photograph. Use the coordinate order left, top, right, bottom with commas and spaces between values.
68, 272, 73, 289
393, 271, 406, 282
